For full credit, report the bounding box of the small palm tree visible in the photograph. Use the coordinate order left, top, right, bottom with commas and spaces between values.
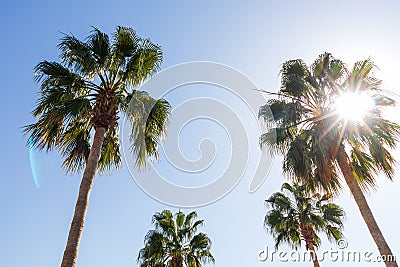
24, 27, 170, 267
138, 210, 215, 267
259, 53, 399, 266
265, 182, 344, 267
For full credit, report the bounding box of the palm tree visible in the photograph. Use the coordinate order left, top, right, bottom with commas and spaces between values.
24, 26, 170, 267
138, 210, 215, 267
259, 53, 399, 266
265, 182, 345, 267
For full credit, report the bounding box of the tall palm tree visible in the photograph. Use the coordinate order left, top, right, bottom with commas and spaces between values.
138, 210, 215, 267
24, 26, 170, 267
265, 182, 345, 267
259, 53, 399, 266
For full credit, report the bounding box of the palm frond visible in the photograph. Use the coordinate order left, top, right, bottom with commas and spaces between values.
58, 34, 97, 77
125, 91, 170, 169
97, 125, 122, 173
58, 120, 92, 173
87, 27, 111, 70
123, 39, 163, 87
113, 26, 140, 60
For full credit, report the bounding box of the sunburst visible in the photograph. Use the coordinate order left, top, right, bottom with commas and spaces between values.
334, 92, 375, 122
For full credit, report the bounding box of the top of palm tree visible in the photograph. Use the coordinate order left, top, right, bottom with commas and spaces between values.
138, 210, 215, 267
259, 52, 400, 193
265, 182, 345, 250
24, 26, 170, 173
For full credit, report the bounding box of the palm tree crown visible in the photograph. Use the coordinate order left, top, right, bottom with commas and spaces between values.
260, 52, 399, 193
265, 182, 344, 250
138, 210, 215, 267
25, 26, 170, 172
259, 53, 399, 266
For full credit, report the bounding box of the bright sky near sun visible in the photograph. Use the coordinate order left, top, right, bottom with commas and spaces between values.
1, 1, 400, 267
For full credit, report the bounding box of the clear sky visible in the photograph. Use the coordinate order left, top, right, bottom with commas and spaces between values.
1, 1, 400, 267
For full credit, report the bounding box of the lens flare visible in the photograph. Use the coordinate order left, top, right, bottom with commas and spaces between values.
29, 137, 40, 189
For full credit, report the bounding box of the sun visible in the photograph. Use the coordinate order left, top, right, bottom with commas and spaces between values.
334, 92, 375, 121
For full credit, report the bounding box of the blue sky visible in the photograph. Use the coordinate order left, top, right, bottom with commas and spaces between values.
1, 0, 400, 266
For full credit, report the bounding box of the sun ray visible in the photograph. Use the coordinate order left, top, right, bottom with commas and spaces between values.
320, 115, 343, 141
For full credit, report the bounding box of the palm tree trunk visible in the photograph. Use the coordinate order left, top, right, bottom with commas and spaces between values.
171, 256, 184, 267
60, 127, 106, 267
301, 222, 320, 267
337, 145, 397, 267
308, 245, 320, 267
